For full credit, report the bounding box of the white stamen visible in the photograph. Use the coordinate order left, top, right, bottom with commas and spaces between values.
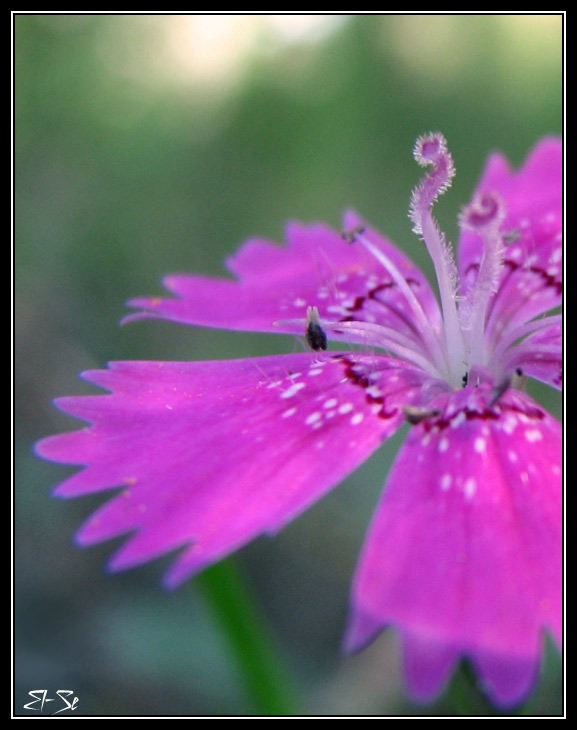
349, 232, 448, 378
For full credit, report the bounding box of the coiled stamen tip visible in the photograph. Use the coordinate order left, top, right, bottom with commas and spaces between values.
410, 133, 456, 226
413, 132, 449, 167
460, 191, 505, 232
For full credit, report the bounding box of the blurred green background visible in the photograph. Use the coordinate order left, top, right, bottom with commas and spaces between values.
15, 14, 563, 716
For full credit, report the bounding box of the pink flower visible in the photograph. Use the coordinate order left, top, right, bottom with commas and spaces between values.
36, 134, 562, 708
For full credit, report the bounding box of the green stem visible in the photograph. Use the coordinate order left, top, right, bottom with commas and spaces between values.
196, 558, 300, 716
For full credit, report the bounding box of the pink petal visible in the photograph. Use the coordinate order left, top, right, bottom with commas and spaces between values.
36, 353, 422, 588
503, 322, 562, 391
124, 215, 441, 348
401, 633, 459, 702
459, 139, 562, 333
459, 138, 562, 278
346, 387, 561, 706
484, 217, 561, 343
470, 648, 540, 708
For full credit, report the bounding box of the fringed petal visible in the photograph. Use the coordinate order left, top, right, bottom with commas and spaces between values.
346, 388, 561, 706
36, 353, 422, 588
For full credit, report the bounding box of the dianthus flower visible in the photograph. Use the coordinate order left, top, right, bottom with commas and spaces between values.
36, 134, 562, 708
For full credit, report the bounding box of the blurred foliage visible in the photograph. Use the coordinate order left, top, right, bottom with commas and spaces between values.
16, 14, 562, 717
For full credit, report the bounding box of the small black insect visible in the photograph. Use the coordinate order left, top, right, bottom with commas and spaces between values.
341, 225, 366, 244
503, 228, 522, 245
489, 375, 512, 408
403, 405, 441, 425
305, 306, 327, 351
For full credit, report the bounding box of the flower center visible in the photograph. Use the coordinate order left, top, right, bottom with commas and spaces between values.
279, 133, 559, 396
350, 133, 508, 390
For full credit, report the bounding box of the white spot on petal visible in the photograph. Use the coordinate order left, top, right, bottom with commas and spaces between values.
525, 429, 543, 442
338, 403, 354, 415
450, 412, 466, 429
464, 478, 477, 499
350, 413, 364, 426
327, 305, 345, 315
438, 437, 449, 453
280, 382, 306, 399
281, 407, 297, 419
366, 386, 383, 398
440, 474, 452, 490
502, 414, 519, 435
305, 411, 322, 425
474, 437, 486, 454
